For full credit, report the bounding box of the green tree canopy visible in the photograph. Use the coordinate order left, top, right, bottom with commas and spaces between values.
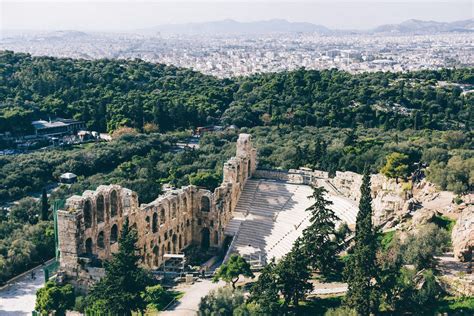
199, 286, 247, 316
380, 152, 410, 183
213, 254, 254, 290
275, 240, 313, 307
248, 258, 281, 314
35, 281, 75, 316
10, 197, 40, 225
400, 223, 450, 270
300, 186, 340, 276
189, 171, 221, 191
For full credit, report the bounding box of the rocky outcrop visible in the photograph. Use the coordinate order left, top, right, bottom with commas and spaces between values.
329, 172, 407, 228
451, 206, 474, 262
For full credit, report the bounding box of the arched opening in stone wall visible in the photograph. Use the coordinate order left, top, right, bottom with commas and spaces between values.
110, 224, 118, 244
201, 228, 210, 250
152, 213, 158, 233
172, 234, 177, 253
179, 235, 182, 249
145, 216, 150, 231
167, 241, 171, 254
85, 238, 93, 254
97, 231, 105, 249
161, 244, 165, 258
183, 196, 187, 211
201, 196, 210, 212
213, 231, 219, 245
110, 190, 118, 217
84, 200, 92, 228
153, 245, 159, 266
97, 194, 105, 223
172, 202, 177, 219
160, 208, 165, 224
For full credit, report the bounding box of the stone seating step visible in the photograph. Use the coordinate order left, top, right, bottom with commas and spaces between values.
227, 178, 359, 265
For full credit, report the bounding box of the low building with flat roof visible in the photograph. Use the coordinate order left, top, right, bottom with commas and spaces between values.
60, 172, 78, 184
32, 119, 85, 137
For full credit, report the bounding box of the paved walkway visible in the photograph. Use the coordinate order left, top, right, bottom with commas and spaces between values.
0, 266, 46, 315
161, 279, 225, 316
311, 281, 348, 295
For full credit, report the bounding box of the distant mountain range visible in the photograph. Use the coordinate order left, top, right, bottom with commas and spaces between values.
372, 19, 474, 34
3, 18, 473, 39
139, 19, 330, 35
140, 18, 474, 35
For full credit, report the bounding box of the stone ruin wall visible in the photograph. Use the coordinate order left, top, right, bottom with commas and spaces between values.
57, 134, 257, 290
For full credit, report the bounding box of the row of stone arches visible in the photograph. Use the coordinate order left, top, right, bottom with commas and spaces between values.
84, 224, 118, 254
83, 190, 120, 229
143, 196, 210, 235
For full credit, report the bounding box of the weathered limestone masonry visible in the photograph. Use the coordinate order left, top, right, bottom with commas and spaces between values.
57, 134, 256, 290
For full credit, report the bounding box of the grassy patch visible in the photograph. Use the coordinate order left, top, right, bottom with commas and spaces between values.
433, 215, 456, 233
144, 290, 184, 314
379, 230, 396, 250
291, 296, 344, 315
434, 296, 474, 315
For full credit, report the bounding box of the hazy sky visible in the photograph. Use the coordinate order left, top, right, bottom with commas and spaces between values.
2, 1, 473, 32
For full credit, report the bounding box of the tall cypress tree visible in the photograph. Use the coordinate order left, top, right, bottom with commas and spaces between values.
300, 186, 340, 276
312, 138, 322, 168
41, 188, 49, 221
345, 170, 379, 315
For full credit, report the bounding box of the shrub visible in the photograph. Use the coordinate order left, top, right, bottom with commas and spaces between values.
401, 223, 450, 270
199, 286, 247, 316
142, 285, 178, 311
35, 281, 75, 315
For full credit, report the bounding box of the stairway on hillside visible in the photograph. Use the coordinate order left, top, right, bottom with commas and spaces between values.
233, 179, 260, 215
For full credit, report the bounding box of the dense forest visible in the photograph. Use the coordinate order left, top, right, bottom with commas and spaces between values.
1, 51, 473, 135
